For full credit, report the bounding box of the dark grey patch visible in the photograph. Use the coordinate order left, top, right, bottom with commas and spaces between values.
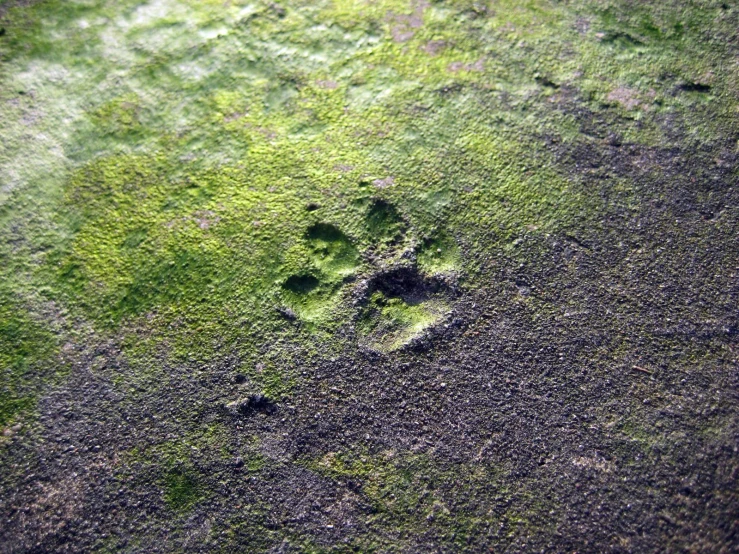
358, 265, 450, 307
678, 81, 712, 93
227, 394, 277, 416
275, 305, 298, 320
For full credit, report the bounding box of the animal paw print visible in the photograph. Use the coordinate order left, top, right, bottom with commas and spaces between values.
279, 198, 459, 350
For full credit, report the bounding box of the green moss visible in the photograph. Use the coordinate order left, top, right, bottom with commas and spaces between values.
0, 0, 734, 549
164, 467, 202, 511
417, 233, 459, 275
119, 423, 236, 513
282, 274, 320, 295
365, 198, 406, 245
0, 292, 58, 427
303, 449, 524, 551
12, 0, 718, 341
359, 290, 446, 351
13, 0, 731, 440
245, 452, 266, 473
305, 223, 360, 279
90, 93, 144, 138
252, 362, 295, 401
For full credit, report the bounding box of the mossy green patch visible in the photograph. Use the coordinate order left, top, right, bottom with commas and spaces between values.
5, 0, 680, 341
90, 93, 144, 139
120, 422, 233, 513
282, 274, 320, 296
0, 0, 733, 418
0, 0, 736, 550
0, 291, 59, 428
417, 233, 459, 275
304, 449, 531, 551
305, 223, 360, 279
251, 361, 295, 401
164, 466, 202, 511
359, 290, 446, 352
365, 198, 406, 245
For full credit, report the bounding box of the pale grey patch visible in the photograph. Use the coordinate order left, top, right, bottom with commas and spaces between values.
373, 176, 395, 188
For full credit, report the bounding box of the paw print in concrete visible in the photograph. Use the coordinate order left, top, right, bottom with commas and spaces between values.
279, 199, 459, 351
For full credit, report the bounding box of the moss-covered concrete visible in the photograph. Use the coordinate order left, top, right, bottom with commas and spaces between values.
0, 0, 737, 551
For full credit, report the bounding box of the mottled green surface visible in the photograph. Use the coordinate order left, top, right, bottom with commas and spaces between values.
2, 0, 734, 409
0, 0, 737, 552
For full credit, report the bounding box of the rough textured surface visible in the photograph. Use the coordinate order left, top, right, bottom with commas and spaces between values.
0, 0, 737, 552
